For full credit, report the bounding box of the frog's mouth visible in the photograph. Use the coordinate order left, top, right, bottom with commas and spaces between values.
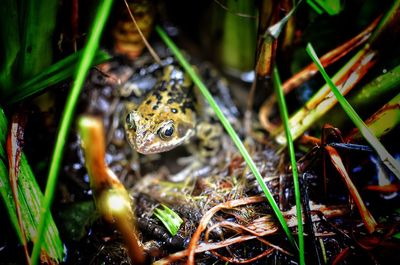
133, 133, 185, 155
134, 140, 182, 154
135, 144, 176, 154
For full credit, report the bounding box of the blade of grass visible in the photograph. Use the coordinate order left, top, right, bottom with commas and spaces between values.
273, 46, 377, 145
273, 0, 400, 145
325, 63, 400, 130
30, 0, 114, 264
306, 43, 400, 180
18, 0, 58, 80
7, 114, 30, 263
349, 63, 400, 109
0, 0, 20, 91
0, 109, 22, 242
286, 16, 378, 94
306, 0, 324, 15
347, 92, 400, 141
154, 204, 183, 236
272, 66, 305, 265
0, 161, 23, 237
368, 0, 400, 46
259, 16, 379, 133
3, 49, 111, 105
155, 25, 296, 249
307, 0, 342, 15
220, 0, 257, 72
0, 109, 64, 262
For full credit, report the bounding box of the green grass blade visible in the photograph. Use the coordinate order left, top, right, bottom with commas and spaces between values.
30, 0, 114, 264
348, 92, 400, 140
0, 161, 23, 239
0, 109, 64, 261
4, 49, 111, 105
153, 204, 183, 236
307, 0, 342, 15
18, 0, 58, 80
273, 47, 374, 145
155, 25, 296, 249
0, 0, 20, 91
219, 0, 257, 72
306, 0, 324, 15
349, 63, 400, 108
306, 43, 400, 180
368, 0, 400, 46
0, 109, 22, 241
327, 63, 400, 132
273, 66, 305, 265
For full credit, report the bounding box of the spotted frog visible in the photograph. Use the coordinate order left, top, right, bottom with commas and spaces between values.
124, 65, 223, 158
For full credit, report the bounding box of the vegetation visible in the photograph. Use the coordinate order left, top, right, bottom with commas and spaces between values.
0, 0, 399, 264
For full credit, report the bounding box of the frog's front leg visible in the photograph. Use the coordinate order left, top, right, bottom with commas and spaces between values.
168, 121, 222, 182
195, 121, 223, 160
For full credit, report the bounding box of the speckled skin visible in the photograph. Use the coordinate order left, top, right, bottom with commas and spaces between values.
125, 66, 198, 154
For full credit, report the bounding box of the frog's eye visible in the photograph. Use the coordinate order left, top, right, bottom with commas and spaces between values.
126, 112, 137, 131
158, 121, 175, 140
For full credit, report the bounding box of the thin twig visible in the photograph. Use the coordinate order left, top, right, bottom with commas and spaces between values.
123, 0, 161, 64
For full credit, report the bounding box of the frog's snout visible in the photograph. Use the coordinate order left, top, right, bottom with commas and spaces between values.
131, 132, 158, 154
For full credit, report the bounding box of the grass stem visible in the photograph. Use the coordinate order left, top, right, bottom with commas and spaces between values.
30, 1, 114, 264
306, 43, 400, 180
273, 66, 305, 265
156, 25, 296, 249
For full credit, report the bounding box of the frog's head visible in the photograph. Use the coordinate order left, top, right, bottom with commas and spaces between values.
124, 65, 196, 154
124, 107, 195, 154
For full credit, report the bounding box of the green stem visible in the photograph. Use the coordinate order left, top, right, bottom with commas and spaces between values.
156, 25, 296, 249
273, 66, 305, 265
19, 0, 58, 80
219, 0, 257, 72
6, 50, 110, 105
306, 43, 400, 180
30, 0, 114, 264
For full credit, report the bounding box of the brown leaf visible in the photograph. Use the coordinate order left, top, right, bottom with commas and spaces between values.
325, 145, 377, 233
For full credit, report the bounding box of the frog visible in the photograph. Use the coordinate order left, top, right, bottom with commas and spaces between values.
124, 64, 223, 160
